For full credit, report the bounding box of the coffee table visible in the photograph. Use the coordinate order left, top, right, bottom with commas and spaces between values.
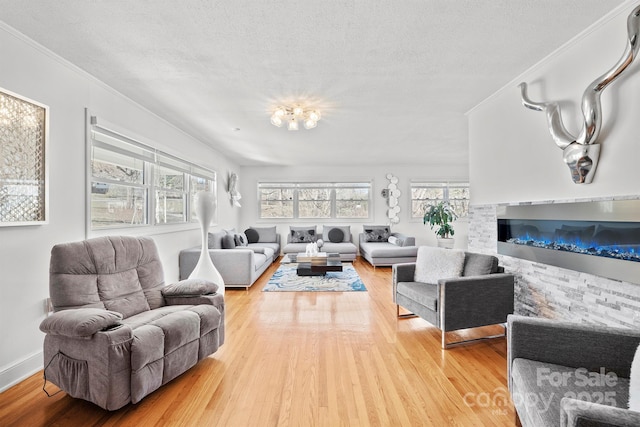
294, 252, 343, 276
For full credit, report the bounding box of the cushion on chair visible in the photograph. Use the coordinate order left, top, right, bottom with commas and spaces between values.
396, 282, 438, 311
462, 252, 499, 276
414, 246, 465, 284
512, 358, 629, 427
162, 279, 219, 296
40, 308, 123, 337
50, 236, 162, 316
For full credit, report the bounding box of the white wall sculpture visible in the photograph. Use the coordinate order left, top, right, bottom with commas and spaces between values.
385, 173, 401, 224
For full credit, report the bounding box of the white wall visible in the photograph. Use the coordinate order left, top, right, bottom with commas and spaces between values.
238, 164, 469, 249
467, 1, 640, 324
469, 1, 640, 205
0, 24, 239, 391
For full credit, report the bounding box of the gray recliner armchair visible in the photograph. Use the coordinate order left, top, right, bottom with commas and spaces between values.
393, 246, 514, 348
39, 236, 225, 410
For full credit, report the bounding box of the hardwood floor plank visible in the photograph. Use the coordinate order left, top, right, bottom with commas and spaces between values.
0, 257, 516, 426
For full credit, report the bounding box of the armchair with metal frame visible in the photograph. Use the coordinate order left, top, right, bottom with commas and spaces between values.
392, 248, 514, 349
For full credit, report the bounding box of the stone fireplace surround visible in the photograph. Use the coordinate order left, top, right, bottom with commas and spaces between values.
468, 195, 640, 328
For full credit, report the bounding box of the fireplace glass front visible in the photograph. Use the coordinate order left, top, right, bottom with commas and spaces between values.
496, 200, 640, 284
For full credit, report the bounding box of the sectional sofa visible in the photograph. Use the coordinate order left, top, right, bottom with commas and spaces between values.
358, 225, 418, 267
179, 227, 280, 289
282, 225, 357, 261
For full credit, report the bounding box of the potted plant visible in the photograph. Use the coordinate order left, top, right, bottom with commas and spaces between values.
423, 201, 457, 248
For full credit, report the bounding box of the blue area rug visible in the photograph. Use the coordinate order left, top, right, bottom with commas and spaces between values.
263, 264, 367, 292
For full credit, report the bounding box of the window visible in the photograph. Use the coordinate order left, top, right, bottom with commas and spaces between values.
89, 117, 216, 230
258, 182, 371, 219
259, 184, 294, 219
410, 182, 469, 219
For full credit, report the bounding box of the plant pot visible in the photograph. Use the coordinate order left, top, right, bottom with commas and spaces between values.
437, 238, 455, 249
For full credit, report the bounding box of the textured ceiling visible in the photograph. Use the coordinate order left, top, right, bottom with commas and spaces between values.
0, 0, 625, 167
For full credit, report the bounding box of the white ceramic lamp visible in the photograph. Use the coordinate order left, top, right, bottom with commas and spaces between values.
189, 191, 225, 295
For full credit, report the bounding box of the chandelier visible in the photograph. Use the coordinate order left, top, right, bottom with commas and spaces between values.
270, 105, 321, 131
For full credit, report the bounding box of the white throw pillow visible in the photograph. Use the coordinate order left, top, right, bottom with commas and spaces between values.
629, 343, 640, 411
414, 246, 465, 284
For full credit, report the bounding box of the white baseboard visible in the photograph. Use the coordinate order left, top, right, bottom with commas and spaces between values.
0, 351, 43, 393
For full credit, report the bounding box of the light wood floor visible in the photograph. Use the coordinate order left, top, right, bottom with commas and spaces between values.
0, 257, 516, 426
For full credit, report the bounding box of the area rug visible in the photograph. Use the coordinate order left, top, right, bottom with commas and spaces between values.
263, 264, 367, 292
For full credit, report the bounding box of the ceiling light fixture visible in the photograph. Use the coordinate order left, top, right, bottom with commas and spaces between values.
270, 104, 321, 131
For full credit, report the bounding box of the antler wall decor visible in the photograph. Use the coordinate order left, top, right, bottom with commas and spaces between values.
519, 5, 640, 184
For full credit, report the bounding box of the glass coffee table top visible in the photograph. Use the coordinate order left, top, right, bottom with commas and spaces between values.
292, 252, 343, 276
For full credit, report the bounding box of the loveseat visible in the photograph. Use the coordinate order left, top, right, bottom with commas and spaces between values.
282, 225, 357, 261
39, 236, 225, 410
393, 246, 514, 348
179, 226, 280, 289
508, 314, 640, 427
358, 225, 418, 267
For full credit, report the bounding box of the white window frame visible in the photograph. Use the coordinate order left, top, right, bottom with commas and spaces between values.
258, 181, 372, 221
409, 181, 470, 221
86, 113, 216, 234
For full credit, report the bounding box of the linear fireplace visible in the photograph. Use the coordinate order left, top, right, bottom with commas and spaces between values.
497, 200, 640, 284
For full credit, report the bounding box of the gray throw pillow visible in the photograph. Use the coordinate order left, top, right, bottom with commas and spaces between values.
244, 228, 260, 244
462, 252, 499, 276
251, 226, 278, 243
290, 226, 316, 243
322, 225, 350, 242
222, 234, 236, 249
328, 228, 344, 243
363, 225, 391, 242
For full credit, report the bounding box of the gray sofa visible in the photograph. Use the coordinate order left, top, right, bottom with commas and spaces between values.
39, 236, 225, 410
282, 225, 357, 261
179, 227, 281, 289
393, 247, 514, 348
508, 314, 640, 427
359, 228, 418, 267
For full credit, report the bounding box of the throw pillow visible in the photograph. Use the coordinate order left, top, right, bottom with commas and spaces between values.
222, 234, 236, 249
290, 226, 316, 243
629, 344, 640, 411
322, 225, 351, 242
244, 228, 260, 244
208, 231, 226, 249
251, 226, 278, 243
414, 246, 465, 285
363, 225, 391, 242
234, 233, 248, 246
388, 235, 403, 246
328, 227, 344, 243
462, 252, 499, 276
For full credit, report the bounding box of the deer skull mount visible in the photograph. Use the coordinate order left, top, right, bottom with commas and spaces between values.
519, 5, 640, 184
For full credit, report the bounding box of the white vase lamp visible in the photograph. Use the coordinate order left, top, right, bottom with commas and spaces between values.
189, 191, 225, 295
